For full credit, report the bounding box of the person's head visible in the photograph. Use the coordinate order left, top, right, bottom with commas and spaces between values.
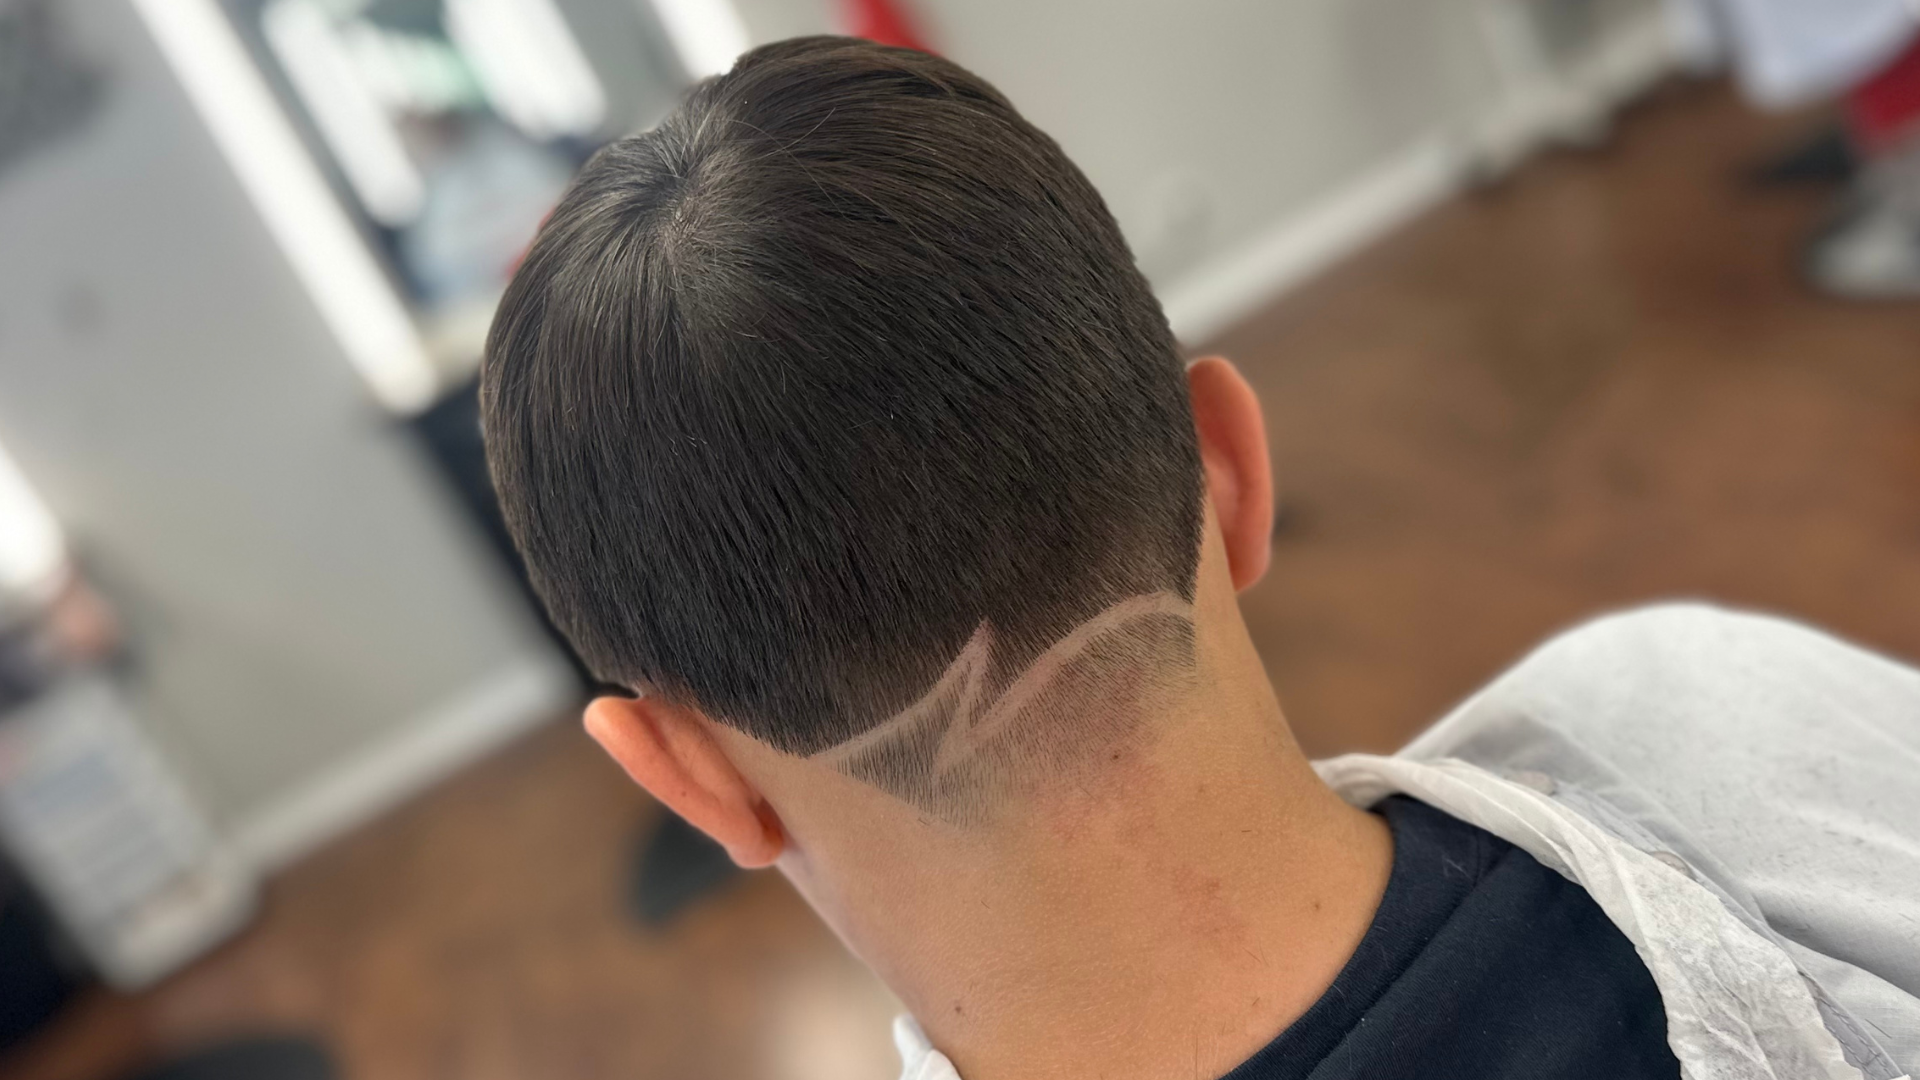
481, 36, 1275, 878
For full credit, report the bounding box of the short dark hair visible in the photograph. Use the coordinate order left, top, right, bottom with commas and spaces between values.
482, 36, 1203, 768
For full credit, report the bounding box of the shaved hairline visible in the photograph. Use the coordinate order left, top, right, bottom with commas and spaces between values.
812, 591, 1198, 823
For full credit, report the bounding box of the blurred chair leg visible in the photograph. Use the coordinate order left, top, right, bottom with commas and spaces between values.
630, 813, 741, 927
114, 1036, 333, 1080
1746, 123, 1858, 187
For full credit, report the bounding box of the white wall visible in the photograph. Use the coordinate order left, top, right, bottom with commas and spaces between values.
919, 0, 1495, 285
732, 0, 1667, 339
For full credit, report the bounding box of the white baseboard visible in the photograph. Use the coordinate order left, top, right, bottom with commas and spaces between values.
1160, 137, 1465, 346
231, 656, 577, 871
1161, 5, 1677, 347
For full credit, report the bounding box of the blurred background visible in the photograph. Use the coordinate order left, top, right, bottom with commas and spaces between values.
2, 0, 1919, 1077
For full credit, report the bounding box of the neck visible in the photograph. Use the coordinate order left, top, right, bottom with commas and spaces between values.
771, 639, 1393, 1080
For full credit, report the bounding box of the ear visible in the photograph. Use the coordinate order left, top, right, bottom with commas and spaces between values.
1187, 356, 1274, 590
584, 694, 786, 868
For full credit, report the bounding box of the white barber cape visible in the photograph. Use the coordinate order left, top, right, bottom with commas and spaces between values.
893, 605, 1920, 1080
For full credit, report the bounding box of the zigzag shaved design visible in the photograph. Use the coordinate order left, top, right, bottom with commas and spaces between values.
813, 590, 1194, 811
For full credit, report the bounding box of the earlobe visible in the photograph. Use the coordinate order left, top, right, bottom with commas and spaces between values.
584, 695, 786, 868
1187, 357, 1274, 590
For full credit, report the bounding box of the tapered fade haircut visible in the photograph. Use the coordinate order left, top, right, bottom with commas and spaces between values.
482, 36, 1205, 795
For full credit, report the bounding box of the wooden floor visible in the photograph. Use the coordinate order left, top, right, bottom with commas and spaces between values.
9, 81, 1920, 1080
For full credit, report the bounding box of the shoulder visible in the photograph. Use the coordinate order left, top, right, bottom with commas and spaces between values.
1400, 602, 1920, 888
1478, 600, 1919, 699
1398, 603, 1920, 1064
1409, 602, 1920, 769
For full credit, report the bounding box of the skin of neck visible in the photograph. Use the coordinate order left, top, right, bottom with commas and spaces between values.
711, 522, 1394, 1080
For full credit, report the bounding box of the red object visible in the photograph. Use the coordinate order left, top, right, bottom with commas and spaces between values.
842, 0, 932, 53
1847, 32, 1920, 153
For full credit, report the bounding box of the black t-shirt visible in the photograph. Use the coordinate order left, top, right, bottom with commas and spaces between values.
1221, 797, 1683, 1080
